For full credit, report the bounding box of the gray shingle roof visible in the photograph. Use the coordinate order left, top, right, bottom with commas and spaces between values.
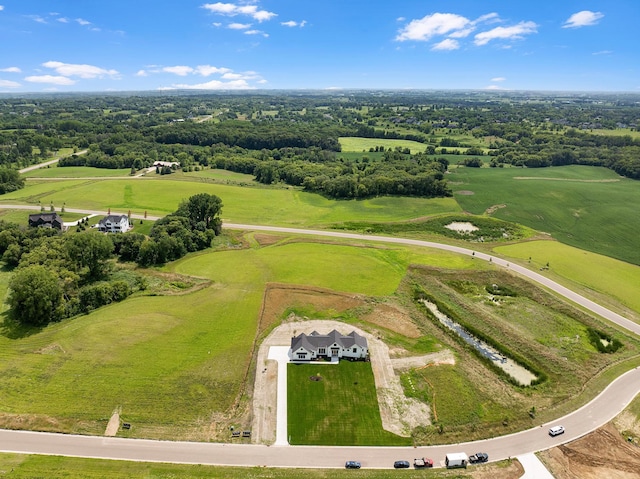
290, 329, 367, 353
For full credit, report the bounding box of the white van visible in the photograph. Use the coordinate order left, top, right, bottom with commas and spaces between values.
549, 425, 565, 436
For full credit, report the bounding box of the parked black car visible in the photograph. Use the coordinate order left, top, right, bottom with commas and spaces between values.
345, 461, 361, 469
393, 460, 410, 468
469, 452, 489, 464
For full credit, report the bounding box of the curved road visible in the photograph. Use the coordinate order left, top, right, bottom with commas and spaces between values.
0, 206, 639, 468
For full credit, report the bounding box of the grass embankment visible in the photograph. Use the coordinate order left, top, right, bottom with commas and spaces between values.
0, 453, 514, 478
288, 362, 409, 446
339, 137, 428, 154
495, 241, 640, 318
449, 164, 640, 266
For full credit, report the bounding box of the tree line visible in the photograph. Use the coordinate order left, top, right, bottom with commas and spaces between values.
3, 193, 223, 327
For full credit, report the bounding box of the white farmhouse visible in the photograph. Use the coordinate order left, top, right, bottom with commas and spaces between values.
97, 214, 130, 233
288, 330, 368, 361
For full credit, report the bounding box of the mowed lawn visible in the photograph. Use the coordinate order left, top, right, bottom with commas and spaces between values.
0, 286, 262, 434
449, 165, 640, 266
0, 177, 461, 225
22, 166, 133, 178
287, 361, 410, 446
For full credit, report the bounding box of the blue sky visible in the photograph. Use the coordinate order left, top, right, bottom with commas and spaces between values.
0, 1, 638, 93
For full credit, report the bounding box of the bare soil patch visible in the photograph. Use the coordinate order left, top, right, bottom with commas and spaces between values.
539, 423, 640, 479
455, 190, 475, 195
485, 203, 507, 215
252, 233, 284, 247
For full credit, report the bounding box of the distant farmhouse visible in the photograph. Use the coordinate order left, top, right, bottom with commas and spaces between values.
28, 213, 63, 230
97, 214, 130, 233
289, 330, 369, 361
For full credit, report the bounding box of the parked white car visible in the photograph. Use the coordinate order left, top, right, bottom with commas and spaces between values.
549, 425, 565, 436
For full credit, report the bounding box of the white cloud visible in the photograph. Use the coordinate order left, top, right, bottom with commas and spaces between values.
563, 11, 604, 29
592, 50, 613, 56
245, 29, 268, 37
42, 61, 119, 79
484, 84, 504, 90
27, 15, 47, 24
474, 21, 537, 46
0, 67, 21, 73
75, 18, 91, 26
396, 13, 470, 41
195, 65, 231, 76
25, 75, 76, 85
281, 20, 306, 28
229, 22, 251, 29
432, 39, 459, 51
0, 79, 20, 88
201, 2, 276, 22
57, 17, 69, 23
162, 66, 194, 76
135, 70, 148, 77
166, 79, 253, 90
0, 6, 5, 11
213, 22, 222, 27
491, 77, 506, 82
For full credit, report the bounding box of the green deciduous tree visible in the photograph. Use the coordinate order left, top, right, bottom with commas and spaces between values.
8, 265, 63, 326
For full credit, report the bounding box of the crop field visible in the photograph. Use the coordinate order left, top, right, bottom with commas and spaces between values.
448, 165, 640, 265
339, 137, 429, 154
0, 177, 462, 225
288, 361, 409, 446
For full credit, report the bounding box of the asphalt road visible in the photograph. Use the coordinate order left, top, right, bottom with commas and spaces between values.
0, 208, 638, 468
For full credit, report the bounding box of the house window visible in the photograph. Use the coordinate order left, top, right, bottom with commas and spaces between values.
297, 353, 307, 359
352, 347, 357, 353
319, 348, 326, 355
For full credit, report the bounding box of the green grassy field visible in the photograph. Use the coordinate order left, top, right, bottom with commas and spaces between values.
448, 165, 640, 265
0, 453, 497, 478
0, 234, 478, 438
183, 168, 257, 182
0, 178, 462, 225
287, 361, 409, 446
495, 240, 640, 316
23, 166, 134, 178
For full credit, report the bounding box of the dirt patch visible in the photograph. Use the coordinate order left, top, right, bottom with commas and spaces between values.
360, 302, 422, 338
104, 408, 120, 436
539, 423, 640, 479
485, 203, 507, 215
257, 284, 365, 335
455, 190, 475, 195
252, 234, 283, 247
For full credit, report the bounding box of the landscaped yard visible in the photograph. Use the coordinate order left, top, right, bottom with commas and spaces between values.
287, 361, 410, 446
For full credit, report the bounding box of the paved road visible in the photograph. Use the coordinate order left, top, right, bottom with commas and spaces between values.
18, 150, 88, 174
0, 208, 638, 469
